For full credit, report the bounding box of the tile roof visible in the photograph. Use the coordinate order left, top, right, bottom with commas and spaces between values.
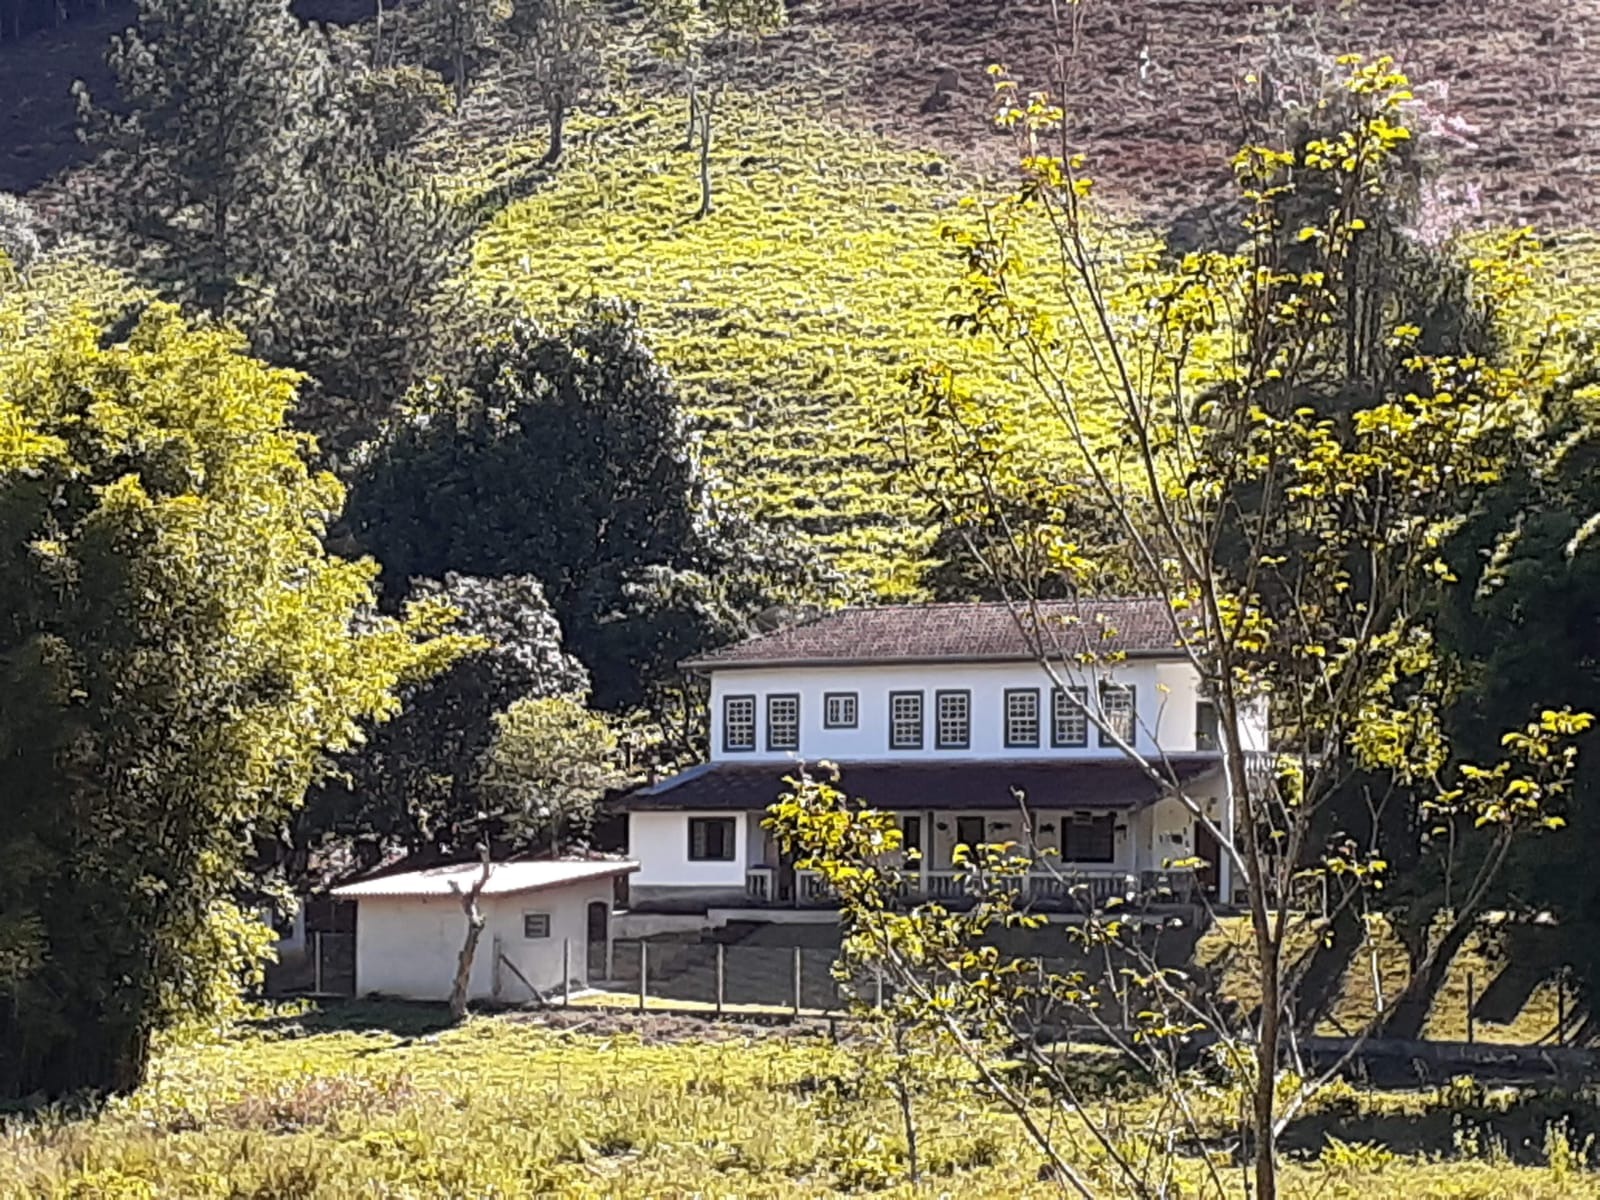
331, 858, 636, 900
682, 598, 1181, 670
623, 755, 1221, 813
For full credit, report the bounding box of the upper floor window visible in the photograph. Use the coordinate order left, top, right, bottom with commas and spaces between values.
935, 690, 970, 750
1052, 685, 1089, 748
766, 694, 800, 751
888, 691, 924, 750
1196, 699, 1220, 751
1004, 688, 1040, 748
1098, 682, 1136, 747
723, 694, 756, 753
823, 692, 858, 729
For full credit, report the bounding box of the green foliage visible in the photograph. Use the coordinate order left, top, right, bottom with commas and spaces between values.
507, 0, 606, 165
0, 192, 39, 273
296, 573, 587, 880
348, 300, 804, 712
481, 693, 634, 847
74, 0, 336, 318
0, 269, 465, 1098
417, 0, 504, 106
257, 150, 474, 455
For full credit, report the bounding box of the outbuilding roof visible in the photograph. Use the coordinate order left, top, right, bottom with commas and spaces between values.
624, 756, 1221, 813
331, 859, 636, 900
681, 598, 1181, 671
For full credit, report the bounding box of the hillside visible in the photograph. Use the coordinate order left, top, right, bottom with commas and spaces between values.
4, 0, 1599, 595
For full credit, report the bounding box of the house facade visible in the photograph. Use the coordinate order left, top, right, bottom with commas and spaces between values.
623, 600, 1259, 918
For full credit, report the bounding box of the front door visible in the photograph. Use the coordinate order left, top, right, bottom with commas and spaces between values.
586, 900, 609, 981
1193, 821, 1221, 899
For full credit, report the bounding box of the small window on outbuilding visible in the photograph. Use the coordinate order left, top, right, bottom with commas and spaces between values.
523, 912, 551, 939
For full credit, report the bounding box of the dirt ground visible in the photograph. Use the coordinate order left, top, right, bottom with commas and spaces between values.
808, 0, 1600, 231
5, 0, 1597, 231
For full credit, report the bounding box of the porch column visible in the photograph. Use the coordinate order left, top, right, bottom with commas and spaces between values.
921, 808, 932, 896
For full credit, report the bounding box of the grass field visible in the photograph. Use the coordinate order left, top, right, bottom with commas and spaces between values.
5, 1008, 1599, 1199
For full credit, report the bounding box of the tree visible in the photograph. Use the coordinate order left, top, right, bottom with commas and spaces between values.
73, 0, 336, 319
779, 56, 1591, 1198
0, 274, 464, 1099
0, 193, 39, 272
348, 301, 811, 717
418, 0, 502, 108
481, 693, 634, 850
257, 152, 474, 456
508, 0, 604, 166
643, 0, 786, 218
294, 573, 587, 882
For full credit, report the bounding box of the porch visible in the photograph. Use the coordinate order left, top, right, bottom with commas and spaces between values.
743, 863, 1203, 909
739, 801, 1215, 911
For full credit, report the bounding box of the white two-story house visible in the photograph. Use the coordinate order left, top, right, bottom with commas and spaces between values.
622, 599, 1260, 918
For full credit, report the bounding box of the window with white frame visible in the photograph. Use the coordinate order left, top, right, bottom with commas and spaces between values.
935, 690, 970, 749
523, 912, 551, 939
823, 692, 858, 729
723, 694, 756, 752
1098, 682, 1136, 747
1004, 688, 1040, 748
1052, 685, 1089, 747
888, 691, 924, 750
766, 693, 800, 751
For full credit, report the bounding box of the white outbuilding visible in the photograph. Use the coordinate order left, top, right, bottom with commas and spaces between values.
331, 859, 637, 1004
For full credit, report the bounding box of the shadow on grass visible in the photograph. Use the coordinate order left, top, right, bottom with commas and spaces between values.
1281, 1086, 1600, 1167
252, 998, 458, 1041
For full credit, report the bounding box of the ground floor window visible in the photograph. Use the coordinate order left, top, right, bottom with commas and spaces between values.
688, 816, 737, 861
523, 912, 551, 939
1061, 813, 1115, 863
955, 815, 986, 851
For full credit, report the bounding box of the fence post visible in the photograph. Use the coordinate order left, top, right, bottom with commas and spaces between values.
793, 947, 802, 1017
1466, 971, 1475, 1044
639, 941, 648, 1015
716, 942, 725, 1017
562, 939, 571, 1008
1557, 971, 1565, 1046
313, 931, 323, 995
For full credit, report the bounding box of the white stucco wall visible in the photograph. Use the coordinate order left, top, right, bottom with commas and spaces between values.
705, 659, 1262, 763
629, 809, 755, 890
354, 879, 617, 1002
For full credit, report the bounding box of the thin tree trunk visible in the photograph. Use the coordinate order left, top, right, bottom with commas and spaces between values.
542, 103, 566, 166
694, 97, 714, 220
681, 76, 699, 151
448, 852, 493, 1023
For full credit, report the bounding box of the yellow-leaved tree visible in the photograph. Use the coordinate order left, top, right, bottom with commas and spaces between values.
770, 53, 1593, 1199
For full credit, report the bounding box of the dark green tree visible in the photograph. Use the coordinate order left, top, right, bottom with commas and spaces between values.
0, 275, 461, 1099
417, 0, 502, 107
74, 0, 336, 318
348, 301, 817, 716
294, 572, 589, 879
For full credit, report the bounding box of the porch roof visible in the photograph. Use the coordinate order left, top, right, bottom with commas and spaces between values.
623, 755, 1222, 813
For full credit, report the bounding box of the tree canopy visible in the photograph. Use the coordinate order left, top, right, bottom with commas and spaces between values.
0, 270, 463, 1098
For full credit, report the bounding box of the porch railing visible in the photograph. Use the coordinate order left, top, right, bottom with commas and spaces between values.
756, 867, 1198, 909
